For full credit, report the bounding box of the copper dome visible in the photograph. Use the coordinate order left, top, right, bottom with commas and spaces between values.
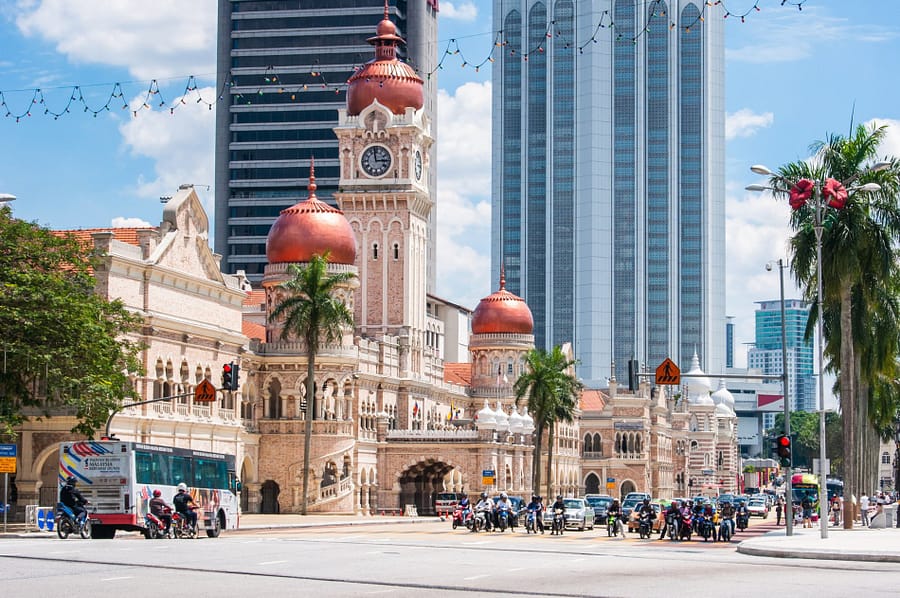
266, 161, 357, 265
471, 269, 534, 335
346, 5, 423, 116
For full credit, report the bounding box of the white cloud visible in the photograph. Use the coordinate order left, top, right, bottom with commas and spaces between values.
117, 87, 216, 215
866, 118, 900, 159
726, 109, 774, 140
111, 216, 152, 228
434, 81, 493, 308
439, 2, 478, 22
15, 0, 216, 79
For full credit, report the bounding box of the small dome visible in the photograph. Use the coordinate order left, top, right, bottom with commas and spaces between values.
476, 399, 496, 430
712, 379, 736, 415
522, 408, 535, 434
266, 161, 357, 265
508, 407, 524, 434
471, 268, 534, 335
685, 350, 711, 399
716, 402, 733, 417
494, 403, 509, 432
346, 9, 423, 116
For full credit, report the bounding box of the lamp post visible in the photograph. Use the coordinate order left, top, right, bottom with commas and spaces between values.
767, 258, 793, 536
748, 162, 887, 539
0, 193, 16, 206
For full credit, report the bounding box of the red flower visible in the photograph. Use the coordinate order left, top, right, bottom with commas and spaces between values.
822, 178, 848, 209
789, 179, 814, 210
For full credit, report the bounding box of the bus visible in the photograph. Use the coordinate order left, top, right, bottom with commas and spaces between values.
791, 473, 820, 512
59, 440, 240, 539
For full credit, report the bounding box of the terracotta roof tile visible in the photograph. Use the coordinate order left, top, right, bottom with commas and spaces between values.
580, 389, 607, 412
243, 289, 266, 307
444, 362, 471, 386
243, 321, 266, 341
53, 228, 151, 249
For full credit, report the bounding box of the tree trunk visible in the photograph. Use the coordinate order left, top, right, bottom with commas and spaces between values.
532, 422, 544, 496
545, 422, 555, 500
840, 284, 856, 529
301, 349, 316, 515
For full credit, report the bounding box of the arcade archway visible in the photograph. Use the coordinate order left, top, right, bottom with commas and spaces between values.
584, 473, 600, 495
397, 459, 454, 516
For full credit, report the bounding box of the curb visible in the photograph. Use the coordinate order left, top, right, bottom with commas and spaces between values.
737, 542, 900, 563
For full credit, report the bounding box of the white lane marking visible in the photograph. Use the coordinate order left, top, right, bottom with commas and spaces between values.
464, 574, 490, 581
102, 577, 133, 582
509, 567, 525, 572
258, 560, 288, 565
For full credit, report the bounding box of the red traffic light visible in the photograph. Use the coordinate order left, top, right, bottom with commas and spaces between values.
778, 436, 791, 447
223, 364, 233, 373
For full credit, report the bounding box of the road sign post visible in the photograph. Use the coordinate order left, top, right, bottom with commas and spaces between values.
0, 444, 16, 533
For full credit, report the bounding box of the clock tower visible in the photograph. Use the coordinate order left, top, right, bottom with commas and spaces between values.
334, 7, 433, 377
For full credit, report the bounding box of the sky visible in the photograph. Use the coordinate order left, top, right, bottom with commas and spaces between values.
1, 0, 899, 377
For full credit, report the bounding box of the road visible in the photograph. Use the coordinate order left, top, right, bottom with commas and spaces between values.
1, 517, 897, 597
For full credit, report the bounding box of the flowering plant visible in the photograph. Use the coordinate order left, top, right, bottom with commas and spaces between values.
822, 178, 849, 209
788, 178, 815, 210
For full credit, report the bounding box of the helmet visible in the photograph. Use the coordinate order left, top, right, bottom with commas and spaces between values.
177, 483, 188, 492
153, 489, 162, 497
500, 492, 508, 499
480, 492, 487, 499
643, 498, 650, 504
532, 495, 538, 501
556, 495, 562, 501
65, 476, 77, 485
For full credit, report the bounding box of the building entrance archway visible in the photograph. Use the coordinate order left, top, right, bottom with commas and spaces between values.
260, 480, 280, 514
619, 480, 636, 500
584, 473, 600, 495
398, 460, 454, 516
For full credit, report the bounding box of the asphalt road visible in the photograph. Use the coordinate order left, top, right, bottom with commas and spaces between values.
2, 519, 898, 597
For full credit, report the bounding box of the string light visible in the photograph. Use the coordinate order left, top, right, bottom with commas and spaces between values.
0, 0, 805, 122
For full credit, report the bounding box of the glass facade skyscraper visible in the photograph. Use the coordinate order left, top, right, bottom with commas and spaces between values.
491, 1, 725, 384
748, 299, 816, 413
214, 0, 438, 288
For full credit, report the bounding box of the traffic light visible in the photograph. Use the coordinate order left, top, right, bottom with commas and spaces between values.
628, 359, 640, 391
776, 434, 792, 466
222, 362, 241, 391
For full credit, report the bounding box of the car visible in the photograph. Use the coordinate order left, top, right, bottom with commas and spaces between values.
585, 494, 614, 524
492, 495, 527, 528
627, 501, 666, 533
434, 492, 461, 515
747, 498, 769, 518
543, 498, 595, 531
717, 493, 736, 507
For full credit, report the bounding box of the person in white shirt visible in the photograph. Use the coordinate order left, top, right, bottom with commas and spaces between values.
860, 493, 870, 526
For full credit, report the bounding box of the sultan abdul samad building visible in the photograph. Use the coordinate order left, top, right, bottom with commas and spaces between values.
11, 12, 738, 517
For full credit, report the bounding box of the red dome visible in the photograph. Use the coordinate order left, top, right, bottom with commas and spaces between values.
266, 162, 357, 265
471, 269, 534, 335
346, 11, 423, 116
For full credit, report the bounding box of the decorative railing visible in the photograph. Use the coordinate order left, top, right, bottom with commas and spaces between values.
386, 429, 479, 442
219, 408, 236, 422
256, 419, 354, 436
192, 404, 211, 418
318, 476, 354, 502
582, 451, 605, 460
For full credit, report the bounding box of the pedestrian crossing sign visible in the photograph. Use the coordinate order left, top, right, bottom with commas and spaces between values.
655, 358, 680, 385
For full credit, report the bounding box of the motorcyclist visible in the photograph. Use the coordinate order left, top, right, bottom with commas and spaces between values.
735, 499, 750, 529
474, 492, 494, 532
702, 501, 718, 540
59, 476, 88, 523
456, 493, 471, 523
149, 489, 172, 533
550, 494, 566, 535
720, 500, 736, 536
659, 500, 680, 540
495, 492, 514, 530
636, 498, 655, 535
525, 494, 545, 534
173, 483, 198, 533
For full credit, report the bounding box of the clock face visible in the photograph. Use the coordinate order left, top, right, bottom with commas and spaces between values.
361, 145, 392, 177
414, 150, 423, 181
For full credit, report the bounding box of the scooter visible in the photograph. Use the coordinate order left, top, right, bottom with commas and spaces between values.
496, 508, 512, 532
525, 509, 540, 534
678, 512, 693, 541
638, 512, 653, 539
55, 502, 92, 540
472, 507, 491, 532
736, 511, 749, 532
451, 505, 472, 530
719, 516, 734, 542
551, 508, 565, 535
144, 508, 171, 539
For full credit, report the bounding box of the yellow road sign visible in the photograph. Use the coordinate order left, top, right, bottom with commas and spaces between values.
655, 358, 681, 385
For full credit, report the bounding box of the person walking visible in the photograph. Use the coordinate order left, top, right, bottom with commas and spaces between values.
775, 497, 783, 526
860, 493, 870, 527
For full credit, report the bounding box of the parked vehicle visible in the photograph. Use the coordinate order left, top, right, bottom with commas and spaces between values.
435, 492, 461, 516
55, 502, 92, 540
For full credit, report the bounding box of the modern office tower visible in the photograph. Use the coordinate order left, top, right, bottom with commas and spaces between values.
491, 1, 725, 385
215, 0, 438, 289
747, 299, 816, 413
726, 316, 735, 369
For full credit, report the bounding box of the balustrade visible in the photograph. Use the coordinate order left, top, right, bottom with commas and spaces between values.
386, 429, 479, 442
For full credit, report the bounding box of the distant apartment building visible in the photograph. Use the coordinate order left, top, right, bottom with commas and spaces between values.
747, 299, 816, 413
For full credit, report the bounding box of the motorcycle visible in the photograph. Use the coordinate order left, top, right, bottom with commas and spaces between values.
451, 505, 472, 530
637, 512, 653, 539
607, 513, 624, 537
699, 514, 716, 542
665, 511, 679, 540
736, 511, 749, 532
678, 512, 693, 541
55, 502, 92, 540
719, 516, 734, 542
496, 508, 511, 532
525, 509, 540, 534
551, 508, 565, 535
171, 507, 198, 539
145, 507, 171, 539
472, 507, 491, 532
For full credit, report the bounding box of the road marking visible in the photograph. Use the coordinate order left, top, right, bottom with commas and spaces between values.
258, 560, 288, 565
365, 590, 394, 595
573, 558, 585, 562
463, 574, 489, 581
509, 567, 524, 572
102, 577, 133, 582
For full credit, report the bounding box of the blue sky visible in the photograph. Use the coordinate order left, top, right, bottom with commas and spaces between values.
1, 1, 899, 373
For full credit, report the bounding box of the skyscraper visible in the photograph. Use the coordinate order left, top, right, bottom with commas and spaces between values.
748, 299, 816, 413
214, 0, 438, 289
491, 0, 725, 385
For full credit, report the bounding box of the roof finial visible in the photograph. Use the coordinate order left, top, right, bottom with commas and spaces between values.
499, 264, 506, 291
308, 157, 317, 197
384, 0, 389, 20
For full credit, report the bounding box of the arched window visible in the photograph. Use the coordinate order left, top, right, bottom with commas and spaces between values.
373, 243, 379, 260
393, 243, 399, 260
583, 433, 593, 453
882, 452, 891, 464
593, 433, 602, 455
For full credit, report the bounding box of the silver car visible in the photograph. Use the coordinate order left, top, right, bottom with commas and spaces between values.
562, 498, 595, 531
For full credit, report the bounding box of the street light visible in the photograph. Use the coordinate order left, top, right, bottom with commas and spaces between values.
767, 257, 793, 537
748, 163, 883, 539
0, 193, 16, 205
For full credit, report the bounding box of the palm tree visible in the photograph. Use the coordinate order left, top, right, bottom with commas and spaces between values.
771, 123, 900, 528
270, 253, 356, 515
514, 346, 582, 498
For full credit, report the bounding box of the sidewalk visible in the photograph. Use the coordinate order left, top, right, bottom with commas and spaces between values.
738, 525, 900, 563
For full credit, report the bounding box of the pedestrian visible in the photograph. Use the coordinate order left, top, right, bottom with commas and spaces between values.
830, 497, 841, 527
800, 494, 813, 528
775, 498, 783, 526
860, 493, 870, 527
